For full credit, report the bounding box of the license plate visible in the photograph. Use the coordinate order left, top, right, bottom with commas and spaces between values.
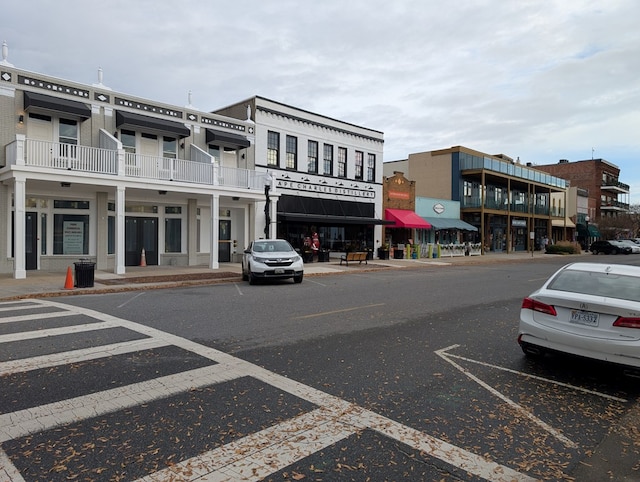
570, 310, 599, 326
274, 268, 284, 274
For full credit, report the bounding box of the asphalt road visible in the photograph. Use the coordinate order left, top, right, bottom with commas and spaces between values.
2, 255, 639, 480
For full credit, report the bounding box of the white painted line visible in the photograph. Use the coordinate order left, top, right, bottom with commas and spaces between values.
0, 363, 242, 443
306, 278, 327, 286
0, 310, 79, 324
0, 321, 117, 344
292, 303, 385, 320
233, 282, 244, 295
0, 448, 26, 482
445, 351, 627, 402
436, 345, 578, 449
0, 337, 168, 376
0, 302, 47, 312
116, 291, 146, 309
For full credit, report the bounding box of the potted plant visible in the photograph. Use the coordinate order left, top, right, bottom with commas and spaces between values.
377, 243, 390, 260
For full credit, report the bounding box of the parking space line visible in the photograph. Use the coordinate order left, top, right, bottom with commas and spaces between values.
436, 345, 578, 448
292, 303, 385, 320
0, 338, 168, 376
444, 350, 627, 402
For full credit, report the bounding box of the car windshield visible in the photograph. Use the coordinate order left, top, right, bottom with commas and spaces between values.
548, 269, 640, 302
253, 241, 293, 253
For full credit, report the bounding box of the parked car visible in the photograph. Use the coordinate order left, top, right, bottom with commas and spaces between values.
242, 239, 304, 285
518, 262, 640, 371
589, 240, 632, 255
617, 240, 640, 253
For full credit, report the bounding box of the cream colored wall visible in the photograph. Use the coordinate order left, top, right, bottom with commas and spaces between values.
408, 152, 452, 199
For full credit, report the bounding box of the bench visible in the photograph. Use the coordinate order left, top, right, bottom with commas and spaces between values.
340, 251, 368, 266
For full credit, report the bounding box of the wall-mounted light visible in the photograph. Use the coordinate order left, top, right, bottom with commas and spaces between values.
60, 182, 71, 188
18, 115, 24, 124
283, 174, 291, 180
302, 177, 310, 182
180, 142, 185, 149
321, 179, 328, 184
232, 196, 240, 201
158, 190, 167, 195
337, 182, 344, 186
241, 153, 245, 159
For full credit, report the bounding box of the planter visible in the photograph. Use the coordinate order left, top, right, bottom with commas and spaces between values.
302, 251, 314, 263
317, 250, 330, 262
393, 249, 404, 260
377, 248, 390, 260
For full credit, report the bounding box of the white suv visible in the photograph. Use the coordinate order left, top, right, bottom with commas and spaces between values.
242, 239, 304, 285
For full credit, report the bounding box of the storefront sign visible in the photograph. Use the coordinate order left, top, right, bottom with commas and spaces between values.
63, 221, 84, 255
389, 191, 410, 200
433, 203, 445, 214
512, 219, 527, 227
276, 180, 375, 198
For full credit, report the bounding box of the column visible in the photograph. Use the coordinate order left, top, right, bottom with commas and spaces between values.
187, 198, 197, 266
13, 177, 26, 279
96, 192, 108, 270
210, 194, 219, 269
114, 186, 125, 274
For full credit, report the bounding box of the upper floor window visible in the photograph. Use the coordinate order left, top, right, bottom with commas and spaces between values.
121, 129, 136, 154
337, 147, 347, 177
323, 144, 333, 176
308, 140, 318, 174
286, 135, 297, 170
163, 136, 177, 159
355, 151, 364, 180
267, 131, 279, 166
59, 119, 77, 145
366, 153, 375, 182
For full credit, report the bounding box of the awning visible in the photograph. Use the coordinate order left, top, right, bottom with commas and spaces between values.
385, 209, 432, 229
551, 219, 576, 228
577, 223, 601, 237
206, 129, 250, 149
24, 91, 91, 119
278, 213, 389, 225
115, 110, 191, 138
421, 217, 478, 231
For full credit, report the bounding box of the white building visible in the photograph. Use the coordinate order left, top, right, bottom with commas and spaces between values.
214, 96, 386, 255
0, 45, 269, 278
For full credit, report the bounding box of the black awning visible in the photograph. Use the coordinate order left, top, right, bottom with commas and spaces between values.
116, 110, 191, 138
205, 129, 250, 149
24, 91, 91, 119
278, 212, 390, 225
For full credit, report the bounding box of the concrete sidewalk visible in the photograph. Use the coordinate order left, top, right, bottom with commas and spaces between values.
0, 251, 557, 301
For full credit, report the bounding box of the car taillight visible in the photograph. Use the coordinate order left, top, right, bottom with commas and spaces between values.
521, 297, 557, 316
613, 317, 640, 329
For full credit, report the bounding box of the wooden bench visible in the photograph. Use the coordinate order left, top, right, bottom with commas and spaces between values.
340, 252, 368, 266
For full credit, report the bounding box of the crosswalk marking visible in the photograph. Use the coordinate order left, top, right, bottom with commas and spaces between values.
0, 310, 79, 324
0, 299, 535, 481
0, 337, 169, 375
0, 321, 116, 343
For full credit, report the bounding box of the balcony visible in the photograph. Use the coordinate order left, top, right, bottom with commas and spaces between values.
4, 138, 267, 191
601, 179, 630, 193
601, 200, 630, 212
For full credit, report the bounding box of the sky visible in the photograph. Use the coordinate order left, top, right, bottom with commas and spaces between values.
3, 1, 640, 204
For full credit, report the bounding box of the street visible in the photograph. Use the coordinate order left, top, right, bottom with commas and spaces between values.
1, 256, 639, 480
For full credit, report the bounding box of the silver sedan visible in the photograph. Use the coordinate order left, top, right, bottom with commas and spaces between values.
518, 262, 640, 371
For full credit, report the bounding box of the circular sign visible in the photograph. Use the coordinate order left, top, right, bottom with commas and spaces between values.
433, 203, 445, 214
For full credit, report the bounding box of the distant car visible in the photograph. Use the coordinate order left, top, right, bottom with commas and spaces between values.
589, 240, 632, 255
242, 239, 304, 285
617, 240, 640, 254
518, 262, 640, 370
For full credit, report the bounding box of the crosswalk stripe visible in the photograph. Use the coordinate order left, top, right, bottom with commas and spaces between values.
0, 321, 116, 344
0, 337, 168, 375
0, 310, 79, 324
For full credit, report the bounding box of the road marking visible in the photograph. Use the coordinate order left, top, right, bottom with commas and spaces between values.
233, 282, 244, 295
0, 302, 48, 312
436, 345, 578, 448
445, 350, 627, 402
0, 337, 168, 376
306, 278, 327, 286
0, 310, 79, 324
0, 321, 117, 344
116, 291, 145, 308
292, 303, 385, 320
0, 449, 25, 482
1, 299, 536, 481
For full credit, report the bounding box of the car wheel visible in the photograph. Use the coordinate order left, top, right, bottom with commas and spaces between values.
611, 248, 618, 255
591, 249, 598, 255
293, 273, 303, 284
249, 270, 257, 285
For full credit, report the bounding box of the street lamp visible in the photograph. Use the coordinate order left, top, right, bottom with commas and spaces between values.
585, 215, 590, 252
263, 173, 272, 239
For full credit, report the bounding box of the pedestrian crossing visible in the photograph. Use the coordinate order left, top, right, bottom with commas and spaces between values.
0, 299, 533, 481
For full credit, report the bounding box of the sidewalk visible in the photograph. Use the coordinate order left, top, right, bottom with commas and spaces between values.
0, 251, 554, 301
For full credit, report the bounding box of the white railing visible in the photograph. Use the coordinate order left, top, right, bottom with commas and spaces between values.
9, 138, 269, 191
25, 139, 118, 174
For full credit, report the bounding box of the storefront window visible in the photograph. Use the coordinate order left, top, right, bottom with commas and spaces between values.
165, 218, 181, 253
54, 214, 89, 255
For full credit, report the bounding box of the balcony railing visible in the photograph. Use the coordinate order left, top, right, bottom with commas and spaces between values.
601, 179, 630, 193
601, 200, 630, 211
6, 138, 268, 191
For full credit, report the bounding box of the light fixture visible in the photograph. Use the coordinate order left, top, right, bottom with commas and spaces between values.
321, 179, 328, 184
232, 196, 240, 201
158, 190, 167, 195
180, 142, 185, 149
302, 177, 310, 182
337, 182, 344, 186
18, 115, 24, 124
60, 182, 71, 188
283, 174, 290, 180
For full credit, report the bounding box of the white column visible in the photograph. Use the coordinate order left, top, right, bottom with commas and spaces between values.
268, 195, 277, 239
13, 177, 26, 279
187, 198, 197, 266
209, 194, 219, 269
114, 186, 126, 274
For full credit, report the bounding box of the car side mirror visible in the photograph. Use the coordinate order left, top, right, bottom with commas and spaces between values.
244, 248, 251, 254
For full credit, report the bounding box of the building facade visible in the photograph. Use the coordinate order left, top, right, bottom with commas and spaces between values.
384, 146, 569, 253
214, 97, 386, 255
0, 50, 270, 279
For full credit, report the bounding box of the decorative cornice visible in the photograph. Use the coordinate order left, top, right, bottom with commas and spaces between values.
18, 74, 90, 99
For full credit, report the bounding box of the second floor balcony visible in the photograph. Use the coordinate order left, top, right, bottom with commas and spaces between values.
3, 135, 269, 192
462, 196, 564, 217
601, 179, 630, 193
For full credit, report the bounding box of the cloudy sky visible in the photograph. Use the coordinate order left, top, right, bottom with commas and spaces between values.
3, 1, 640, 203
